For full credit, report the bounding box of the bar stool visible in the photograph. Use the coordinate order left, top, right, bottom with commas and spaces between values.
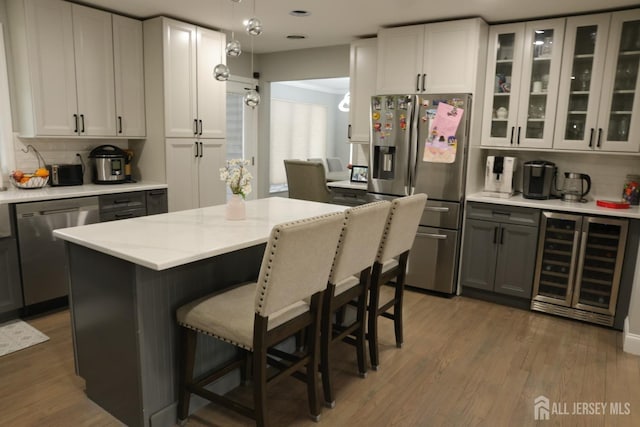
320, 200, 391, 408
368, 193, 427, 370
176, 211, 344, 426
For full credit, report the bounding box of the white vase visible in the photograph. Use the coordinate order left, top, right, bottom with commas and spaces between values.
225, 194, 246, 220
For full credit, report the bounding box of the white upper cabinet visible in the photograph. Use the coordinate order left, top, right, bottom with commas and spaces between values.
72, 4, 116, 136
555, 10, 640, 152
376, 18, 487, 95
163, 19, 226, 139
349, 38, 377, 143
7, 0, 145, 138
481, 19, 565, 148
196, 28, 226, 139
113, 15, 146, 137
9, 0, 77, 136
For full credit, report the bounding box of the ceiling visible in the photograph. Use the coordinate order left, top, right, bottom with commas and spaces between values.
76, 0, 638, 53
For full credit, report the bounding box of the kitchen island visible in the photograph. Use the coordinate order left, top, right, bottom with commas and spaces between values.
53, 197, 347, 427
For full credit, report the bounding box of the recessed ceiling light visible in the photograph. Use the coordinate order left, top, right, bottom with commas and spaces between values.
286, 34, 308, 40
289, 10, 310, 17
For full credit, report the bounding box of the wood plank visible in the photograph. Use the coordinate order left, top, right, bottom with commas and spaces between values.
1, 291, 639, 426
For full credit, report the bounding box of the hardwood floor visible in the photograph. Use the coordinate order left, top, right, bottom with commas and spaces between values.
2, 291, 639, 426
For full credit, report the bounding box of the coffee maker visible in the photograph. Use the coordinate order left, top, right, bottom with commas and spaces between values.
523, 160, 556, 199
483, 156, 516, 198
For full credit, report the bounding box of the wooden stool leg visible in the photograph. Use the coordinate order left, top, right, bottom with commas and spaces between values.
320, 288, 335, 408
308, 294, 323, 421
355, 289, 368, 377
177, 327, 197, 421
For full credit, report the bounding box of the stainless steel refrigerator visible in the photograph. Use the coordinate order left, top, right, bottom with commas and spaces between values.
368, 94, 472, 294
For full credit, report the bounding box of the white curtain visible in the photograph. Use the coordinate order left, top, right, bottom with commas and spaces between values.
270, 99, 327, 189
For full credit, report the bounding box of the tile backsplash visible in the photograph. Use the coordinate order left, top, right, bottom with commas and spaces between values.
12, 135, 128, 183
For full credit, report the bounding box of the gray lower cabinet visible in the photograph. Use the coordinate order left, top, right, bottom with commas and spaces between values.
0, 236, 22, 316
330, 187, 369, 206
461, 202, 540, 300
145, 188, 168, 215
99, 189, 168, 221
1, 202, 22, 316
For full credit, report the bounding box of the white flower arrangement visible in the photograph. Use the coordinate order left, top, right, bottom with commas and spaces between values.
220, 159, 253, 199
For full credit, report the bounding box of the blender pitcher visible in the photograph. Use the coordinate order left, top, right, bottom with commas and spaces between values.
561, 172, 591, 202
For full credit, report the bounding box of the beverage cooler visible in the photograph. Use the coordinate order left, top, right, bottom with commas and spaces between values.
531, 212, 628, 326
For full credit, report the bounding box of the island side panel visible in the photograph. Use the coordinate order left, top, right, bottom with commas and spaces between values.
135, 244, 266, 427
68, 243, 144, 427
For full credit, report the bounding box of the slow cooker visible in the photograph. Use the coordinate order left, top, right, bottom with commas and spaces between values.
89, 145, 127, 184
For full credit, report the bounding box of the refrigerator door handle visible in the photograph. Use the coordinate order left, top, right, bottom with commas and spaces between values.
425, 206, 450, 213
422, 232, 447, 240
408, 95, 420, 194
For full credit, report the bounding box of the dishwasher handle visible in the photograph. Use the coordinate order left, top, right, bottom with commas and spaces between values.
418, 232, 448, 240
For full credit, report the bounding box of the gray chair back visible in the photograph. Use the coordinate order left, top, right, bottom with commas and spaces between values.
284, 159, 333, 203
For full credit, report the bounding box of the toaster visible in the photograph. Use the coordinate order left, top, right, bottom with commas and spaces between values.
47, 164, 84, 186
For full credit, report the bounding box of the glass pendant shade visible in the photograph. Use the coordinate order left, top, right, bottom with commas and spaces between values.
245, 18, 263, 36
244, 89, 260, 107
214, 63, 230, 81
226, 39, 242, 57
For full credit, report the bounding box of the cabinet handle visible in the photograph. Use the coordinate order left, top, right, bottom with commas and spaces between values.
118, 116, 123, 134
416, 74, 421, 92
517, 126, 521, 145
194, 141, 198, 158
193, 119, 198, 135
597, 128, 603, 148
199, 119, 203, 136
499, 227, 505, 244
509, 126, 515, 145
80, 114, 85, 133
73, 114, 78, 133
588, 128, 594, 148
113, 199, 131, 204
348, 124, 352, 139
199, 142, 203, 158
421, 74, 426, 92
493, 226, 498, 244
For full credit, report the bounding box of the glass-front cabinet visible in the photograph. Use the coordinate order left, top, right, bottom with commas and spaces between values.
555, 10, 640, 152
481, 19, 565, 148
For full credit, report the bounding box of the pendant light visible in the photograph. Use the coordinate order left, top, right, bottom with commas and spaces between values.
244, 36, 260, 108
225, 0, 242, 57
243, 0, 261, 107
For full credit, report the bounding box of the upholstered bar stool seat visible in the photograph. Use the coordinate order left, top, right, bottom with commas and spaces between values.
176, 211, 344, 427
177, 283, 309, 350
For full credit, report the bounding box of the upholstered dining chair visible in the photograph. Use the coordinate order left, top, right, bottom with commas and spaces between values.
284, 159, 333, 203
367, 193, 427, 370
320, 200, 391, 408
176, 211, 344, 426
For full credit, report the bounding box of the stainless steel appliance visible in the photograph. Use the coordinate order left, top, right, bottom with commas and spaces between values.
560, 172, 591, 202
523, 160, 556, 199
47, 164, 84, 186
483, 156, 516, 198
15, 197, 100, 306
89, 145, 127, 184
531, 211, 628, 326
369, 93, 472, 294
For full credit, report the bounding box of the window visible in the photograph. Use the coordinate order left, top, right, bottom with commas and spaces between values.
269, 99, 327, 192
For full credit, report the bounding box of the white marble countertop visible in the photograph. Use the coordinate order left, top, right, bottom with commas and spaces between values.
327, 180, 367, 190
0, 181, 167, 204
467, 192, 640, 219
53, 197, 347, 271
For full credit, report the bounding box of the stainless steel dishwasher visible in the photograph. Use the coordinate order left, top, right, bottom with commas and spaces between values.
16, 197, 100, 306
